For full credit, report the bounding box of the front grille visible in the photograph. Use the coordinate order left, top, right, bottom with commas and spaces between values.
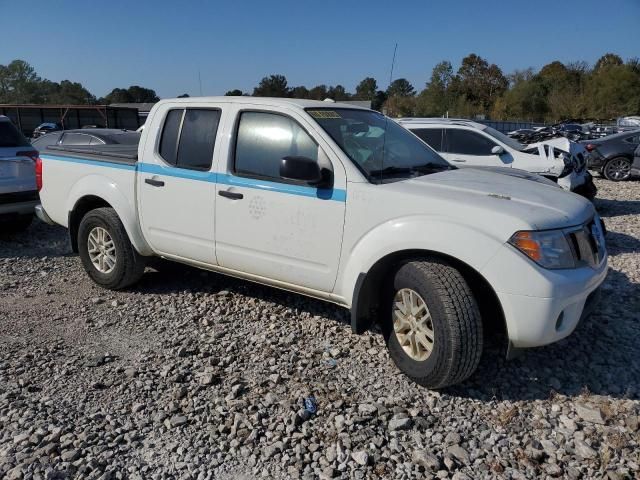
567, 218, 606, 267
0, 190, 38, 206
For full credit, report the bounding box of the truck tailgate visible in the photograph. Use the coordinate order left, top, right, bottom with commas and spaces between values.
0, 157, 36, 195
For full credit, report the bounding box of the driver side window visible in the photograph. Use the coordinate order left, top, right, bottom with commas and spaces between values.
234, 112, 318, 181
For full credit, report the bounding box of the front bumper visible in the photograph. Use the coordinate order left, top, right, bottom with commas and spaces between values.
482, 242, 608, 349
557, 170, 596, 199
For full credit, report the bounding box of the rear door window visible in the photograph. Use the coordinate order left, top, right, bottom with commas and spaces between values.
0, 121, 30, 147
158, 108, 220, 170
446, 129, 497, 156
411, 128, 444, 151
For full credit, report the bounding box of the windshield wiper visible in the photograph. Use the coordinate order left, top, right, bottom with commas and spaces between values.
369, 163, 452, 177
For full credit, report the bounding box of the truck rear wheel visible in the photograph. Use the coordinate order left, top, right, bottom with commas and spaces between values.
383, 259, 483, 388
77, 207, 145, 290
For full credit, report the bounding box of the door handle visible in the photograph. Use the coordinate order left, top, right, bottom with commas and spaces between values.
452, 159, 466, 163
145, 178, 165, 187
218, 190, 244, 200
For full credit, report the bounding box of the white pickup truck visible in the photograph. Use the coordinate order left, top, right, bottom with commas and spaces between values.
36, 97, 608, 388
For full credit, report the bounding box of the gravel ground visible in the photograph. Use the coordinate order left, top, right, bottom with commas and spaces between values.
1, 178, 638, 480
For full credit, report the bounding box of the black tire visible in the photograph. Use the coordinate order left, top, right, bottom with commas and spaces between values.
77, 207, 145, 290
383, 259, 483, 389
602, 157, 631, 181
0, 214, 33, 234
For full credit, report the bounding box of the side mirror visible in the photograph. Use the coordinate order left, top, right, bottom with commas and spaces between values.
280, 156, 324, 185
491, 145, 505, 155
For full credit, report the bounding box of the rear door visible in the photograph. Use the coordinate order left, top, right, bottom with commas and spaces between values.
137, 107, 221, 265
442, 128, 513, 167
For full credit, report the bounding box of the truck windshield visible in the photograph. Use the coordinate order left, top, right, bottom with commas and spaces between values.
307, 108, 452, 183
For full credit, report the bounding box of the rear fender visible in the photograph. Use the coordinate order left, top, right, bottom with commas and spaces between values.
66, 174, 152, 256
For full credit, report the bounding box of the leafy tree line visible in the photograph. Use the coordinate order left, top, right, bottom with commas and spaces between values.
0, 60, 160, 105
2, 54, 639, 122
229, 52, 640, 122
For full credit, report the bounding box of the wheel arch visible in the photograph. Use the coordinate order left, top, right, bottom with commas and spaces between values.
350, 249, 507, 341
67, 193, 152, 256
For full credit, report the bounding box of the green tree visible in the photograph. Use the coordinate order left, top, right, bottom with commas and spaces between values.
308, 85, 328, 100
455, 54, 508, 116
386, 78, 415, 97
354, 77, 378, 100
415, 61, 454, 116
224, 89, 244, 96
327, 85, 350, 101
253, 74, 289, 97
177, 93, 190, 98
290, 86, 309, 98
594, 53, 624, 72
0, 60, 42, 103
586, 63, 640, 118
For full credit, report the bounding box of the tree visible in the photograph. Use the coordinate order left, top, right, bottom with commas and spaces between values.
290, 86, 309, 98
0, 60, 42, 103
586, 63, 640, 118
382, 96, 415, 117
594, 53, 624, 72
253, 74, 289, 97
308, 85, 328, 100
224, 89, 244, 96
386, 78, 415, 97
455, 54, 508, 116
415, 61, 454, 116
126, 85, 159, 103
355, 77, 378, 100
177, 93, 190, 98
327, 84, 350, 101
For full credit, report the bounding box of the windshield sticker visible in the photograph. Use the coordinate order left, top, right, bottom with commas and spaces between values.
308, 110, 342, 119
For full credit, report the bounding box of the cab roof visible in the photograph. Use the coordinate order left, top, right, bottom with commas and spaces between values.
156, 96, 371, 111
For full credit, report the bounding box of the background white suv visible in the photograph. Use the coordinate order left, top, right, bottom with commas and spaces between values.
398, 118, 596, 199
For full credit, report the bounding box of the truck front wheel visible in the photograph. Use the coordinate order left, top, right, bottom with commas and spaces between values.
77, 207, 145, 290
383, 259, 483, 388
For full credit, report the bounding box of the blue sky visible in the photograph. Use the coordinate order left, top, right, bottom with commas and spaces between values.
1, 0, 639, 98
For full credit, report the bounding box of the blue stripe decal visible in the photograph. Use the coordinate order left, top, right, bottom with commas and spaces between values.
216, 173, 346, 201
40, 154, 346, 202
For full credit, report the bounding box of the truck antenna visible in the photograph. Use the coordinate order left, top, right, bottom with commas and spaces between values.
389, 43, 398, 86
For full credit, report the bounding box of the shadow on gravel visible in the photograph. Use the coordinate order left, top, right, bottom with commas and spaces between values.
0, 220, 70, 259
596, 198, 640, 218
447, 268, 640, 402
137, 259, 351, 325
604, 231, 640, 255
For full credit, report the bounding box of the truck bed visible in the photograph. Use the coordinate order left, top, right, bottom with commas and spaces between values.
44, 144, 138, 165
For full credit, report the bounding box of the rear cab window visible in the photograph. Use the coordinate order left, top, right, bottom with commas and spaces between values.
158, 108, 221, 171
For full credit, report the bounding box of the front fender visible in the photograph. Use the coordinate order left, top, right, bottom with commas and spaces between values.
335, 216, 505, 305
66, 174, 153, 256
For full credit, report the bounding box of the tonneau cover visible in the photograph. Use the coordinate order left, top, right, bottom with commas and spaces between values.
44, 144, 138, 164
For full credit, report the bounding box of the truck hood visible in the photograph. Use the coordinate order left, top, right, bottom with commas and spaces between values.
384, 168, 594, 235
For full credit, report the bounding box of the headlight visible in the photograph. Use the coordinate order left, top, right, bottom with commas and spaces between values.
508, 230, 575, 269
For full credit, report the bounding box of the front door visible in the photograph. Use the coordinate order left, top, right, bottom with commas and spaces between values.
214, 109, 346, 293
442, 128, 513, 168
137, 108, 221, 264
